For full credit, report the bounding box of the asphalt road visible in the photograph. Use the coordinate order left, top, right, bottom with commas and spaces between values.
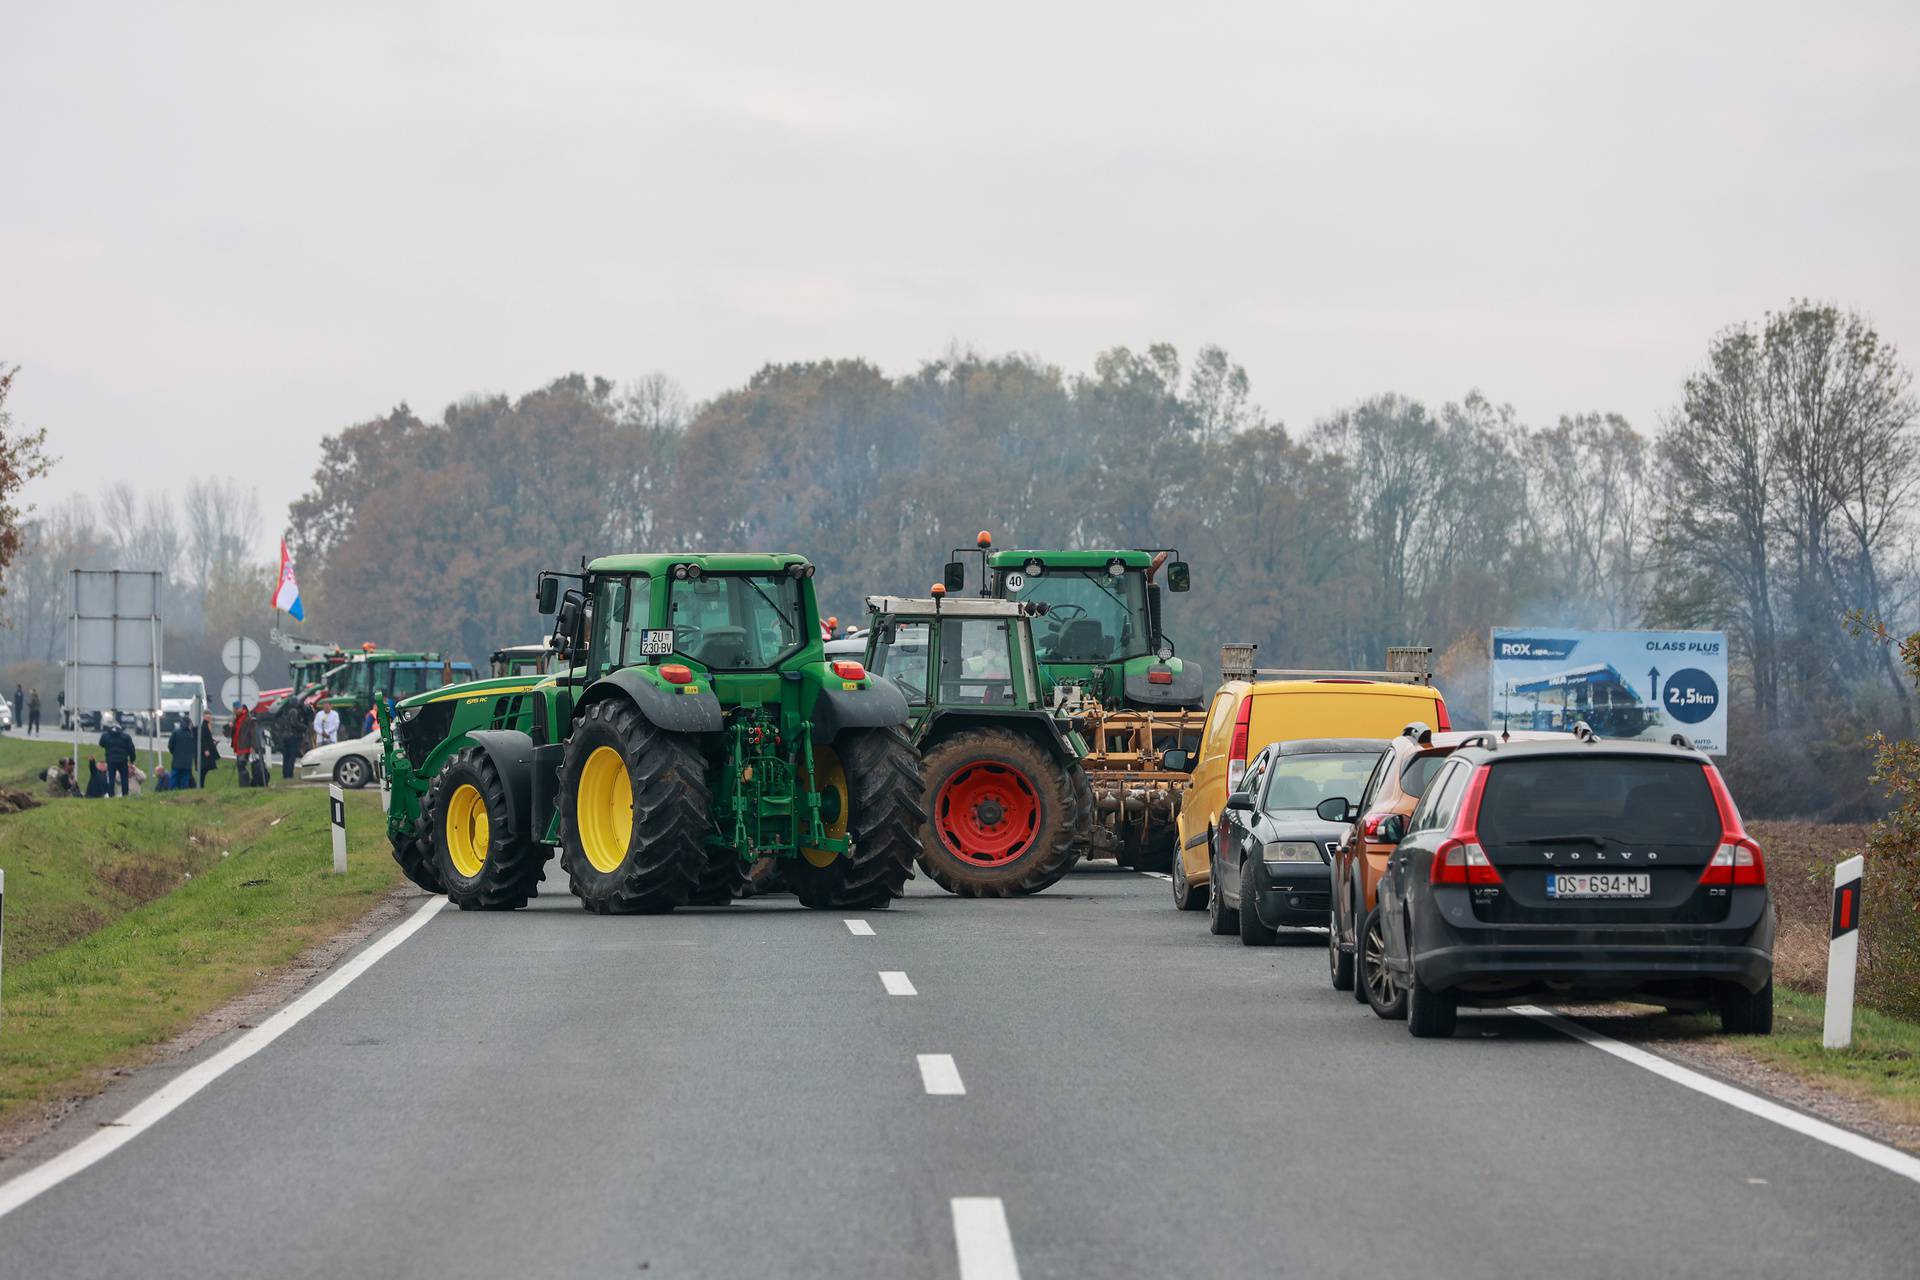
1, 863, 1916, 1279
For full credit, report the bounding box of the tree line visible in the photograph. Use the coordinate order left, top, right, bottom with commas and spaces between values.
4, 301, 1915, 816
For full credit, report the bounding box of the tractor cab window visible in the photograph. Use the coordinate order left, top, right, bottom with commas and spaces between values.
589, 576, 631, 677
387, 665, 443, 699
869, 620, 930, 704
668, 573, 805, 671
938, 618, 1015, 705
1006, 569, 1150, 665
617, 579, 656, 666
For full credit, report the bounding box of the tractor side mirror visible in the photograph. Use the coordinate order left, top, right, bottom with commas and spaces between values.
1160, 748, 1192, 773
1225, 791, 1255, 812
536, 575, 560, 615
944, 561, 966, 592
553, 590, 585, 658
1315, 796, 1355, 824
1167, 561, 1191, 592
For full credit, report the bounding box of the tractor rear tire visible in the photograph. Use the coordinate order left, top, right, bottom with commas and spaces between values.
389, 816, 447, 895
558, 699, 711, 914
1016, 764, 1094, 895
790, 728, 923, 911
918, 729, 1086, 897
431, 748, 549, 911
1123, 822, 1177, 874
688, 850, 748, 906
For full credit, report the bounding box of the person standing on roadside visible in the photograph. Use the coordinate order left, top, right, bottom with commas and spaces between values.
10, 683, 21, 729
27, 688, 40, 734
314, 703, 340, 746
274, 700, 307, 780
98, 714, 136, 796
168, 718, 197, 790
199, 714, 220, 783
230, 702, 253, 785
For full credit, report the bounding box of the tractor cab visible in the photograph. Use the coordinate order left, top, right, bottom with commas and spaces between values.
943, 535, 1203, 713
862, 593, 1047, 717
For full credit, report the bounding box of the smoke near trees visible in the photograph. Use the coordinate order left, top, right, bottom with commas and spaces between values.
3, 300, 1915, 816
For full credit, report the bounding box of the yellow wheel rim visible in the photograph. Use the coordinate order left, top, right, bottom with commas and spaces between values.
802, 745, 850, 867
578, 745, 634, 874
445, 783, 490, 880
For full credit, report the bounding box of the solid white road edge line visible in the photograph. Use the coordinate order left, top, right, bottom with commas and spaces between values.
880, 970, 917, 996
1141, 872, 1172, 881
952, 1196, 1021, 1280
844, 919, 875, 936
1516, 1005, 1920, 1186
918, 1054, 966, 1096
0, 895, 450, 1220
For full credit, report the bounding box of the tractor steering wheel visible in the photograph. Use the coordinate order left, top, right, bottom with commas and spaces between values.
1047, 603, 1089, 623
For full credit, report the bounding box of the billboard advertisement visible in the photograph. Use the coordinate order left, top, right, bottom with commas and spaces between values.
1489, 627, 1728, 755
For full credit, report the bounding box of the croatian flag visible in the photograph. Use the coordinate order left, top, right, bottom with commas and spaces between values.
273, 538, 305, 621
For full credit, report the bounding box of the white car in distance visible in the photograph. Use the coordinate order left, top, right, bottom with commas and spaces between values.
296, 731, 381, 789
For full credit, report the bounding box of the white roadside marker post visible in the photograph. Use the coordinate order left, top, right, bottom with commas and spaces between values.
329, 783, 348, 876
1823, 854, 1864, 1050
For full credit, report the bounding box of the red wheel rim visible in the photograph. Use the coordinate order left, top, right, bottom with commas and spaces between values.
934, 761, 1041, 867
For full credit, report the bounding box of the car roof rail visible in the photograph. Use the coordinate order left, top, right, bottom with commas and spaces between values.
1669, 732, 1695, 750
1572, 721, 1601, 743
1453, 731, 1502, 751
1400, 720, 1433, 745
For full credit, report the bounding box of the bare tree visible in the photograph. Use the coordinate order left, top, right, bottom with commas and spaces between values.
183, 477, 262, 592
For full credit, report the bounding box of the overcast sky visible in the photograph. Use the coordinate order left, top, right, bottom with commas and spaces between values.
6, 1, 1916, 555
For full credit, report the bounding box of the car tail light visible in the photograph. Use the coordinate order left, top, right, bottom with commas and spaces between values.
1431, 839, 1500, 885
659, 664, 694, 685
830, 660, 867, 681
1147, 667, 1172, 685
1700, 839, 1766, 887
1699, 764, 1765, 886
1226, 697, 1253, 790
1430, 766, 1499, 885
1435, 700, 1451, 731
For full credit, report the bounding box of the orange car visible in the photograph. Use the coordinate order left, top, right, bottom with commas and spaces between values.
1327, 725, 1565, 1003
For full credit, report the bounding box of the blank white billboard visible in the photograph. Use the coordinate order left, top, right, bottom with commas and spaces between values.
66, 569, 164, 713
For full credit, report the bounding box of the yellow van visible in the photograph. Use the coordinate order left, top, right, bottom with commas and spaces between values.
1170, 677, 1450, 910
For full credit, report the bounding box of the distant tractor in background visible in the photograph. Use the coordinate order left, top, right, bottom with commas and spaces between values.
944, 533, 1202, 871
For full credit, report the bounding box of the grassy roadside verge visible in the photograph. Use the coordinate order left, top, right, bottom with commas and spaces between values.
0, 774, 404, 1124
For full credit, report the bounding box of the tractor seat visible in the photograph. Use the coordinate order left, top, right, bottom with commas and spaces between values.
1052, 620, 1110, 662
695, 626, 752, 669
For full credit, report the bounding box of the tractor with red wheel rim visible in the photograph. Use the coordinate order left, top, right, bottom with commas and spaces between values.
859, 591, 1095, 896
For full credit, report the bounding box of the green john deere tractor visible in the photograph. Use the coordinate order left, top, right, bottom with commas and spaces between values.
860, 592, 1095, 896
945, 534, 1203, 714
379, 552, 924, 913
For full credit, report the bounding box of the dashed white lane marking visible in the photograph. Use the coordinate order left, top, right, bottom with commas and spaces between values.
1517, 1006, 1920, 1186
844, 919, 875, 935
1141, 872, 1172, 881
918, 1054, 966, 1096
880, 970, 917, 995
952, 1196, 1021, 1280
0, 895, 449, 1220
